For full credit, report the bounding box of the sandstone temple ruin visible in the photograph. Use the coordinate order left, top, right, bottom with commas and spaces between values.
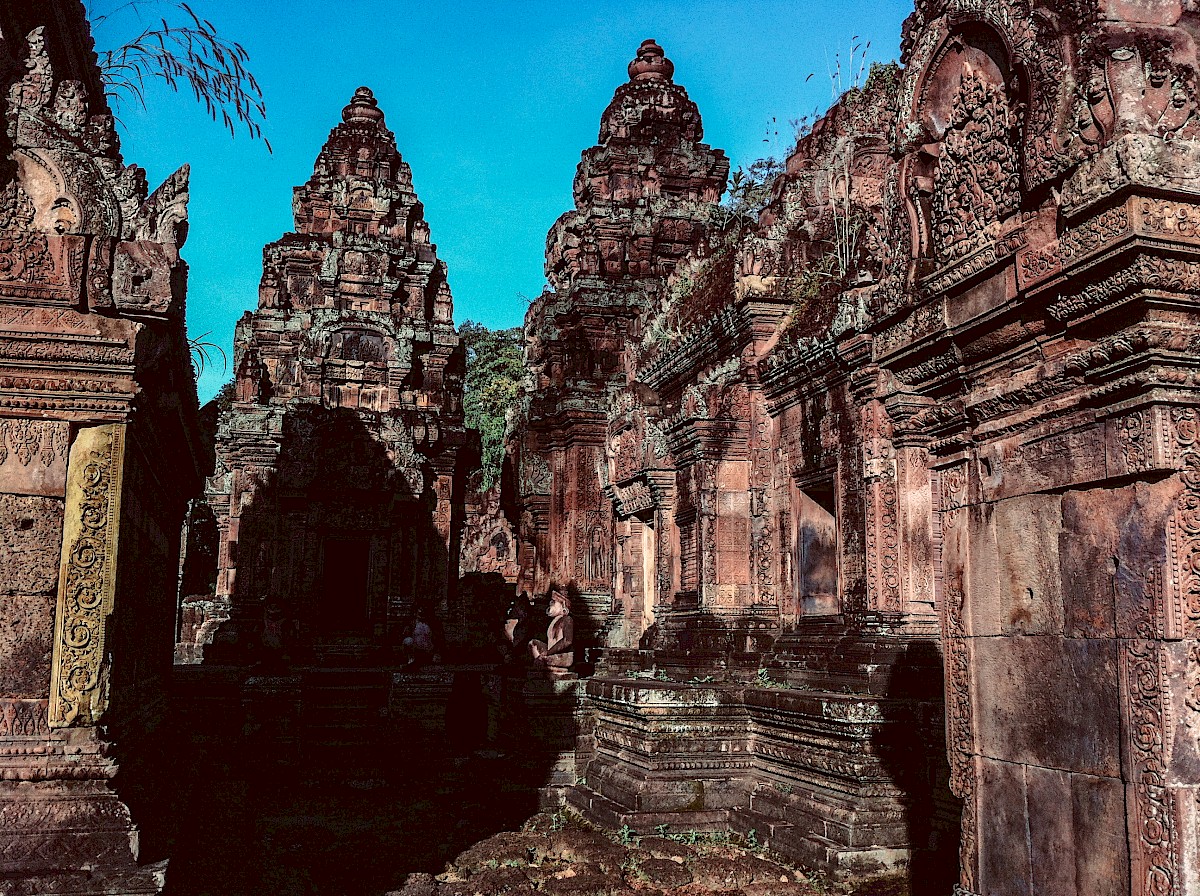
4, 1, 1200, 895
176, 84, 472, 666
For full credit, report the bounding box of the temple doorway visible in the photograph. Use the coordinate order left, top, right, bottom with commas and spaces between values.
320, 536, 372, 633
793, 480, 838, 617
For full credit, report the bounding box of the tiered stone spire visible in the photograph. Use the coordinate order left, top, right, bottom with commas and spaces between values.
255, 86, 449, 329
182, 87, 469, 663
508, 42, 729, 635
545, 40, 729, 290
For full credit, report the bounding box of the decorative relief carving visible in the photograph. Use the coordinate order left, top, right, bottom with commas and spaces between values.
1168, 408, 1200, 638
1017, 240, 1060, 289
939, 462, 968, 528
0, 699, 49, 738
904, 0, 1085, 189
874, 300, 946, 359
0, 417, 69, 495
931, 68, 1021, 264
48, 424, 126, 728
1113, 409, 1156, 477
864, 478, 901, 612
1185, 642, 1200, 722
111, 240, 176, 315
613, 479, 654, 517
919, 229, 1024, 298
749, 395, 774, 604
1060, 203, 1131, 262
1121, 638, 1180, 896
863, 403, 900, 611
942, 578, 977, 892
1050, 255, 1200, 322
1137, 198, 1200, 241
520, 452, 552, 496
0, 233, 85, 304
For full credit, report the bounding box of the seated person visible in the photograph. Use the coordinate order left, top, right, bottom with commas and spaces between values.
402, 609, 436, 667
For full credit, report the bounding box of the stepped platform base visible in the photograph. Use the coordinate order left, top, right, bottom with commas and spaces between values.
569, 633, 956, 881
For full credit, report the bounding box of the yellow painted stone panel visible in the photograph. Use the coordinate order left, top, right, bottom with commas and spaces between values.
48, 423, 125, 728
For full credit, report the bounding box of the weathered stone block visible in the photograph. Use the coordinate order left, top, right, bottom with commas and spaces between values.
0, 593, 54, 697
968, 495, 1064, 637
1071, 771, 1128, 896
1026, 764, 1075, 894
0, 494, 63, 596
1058, 487, 1129, 639
973, 635, 1120, 777
977, 758, 1032, 896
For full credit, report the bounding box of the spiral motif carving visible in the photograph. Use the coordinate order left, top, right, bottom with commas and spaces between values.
49, 424, 125, 728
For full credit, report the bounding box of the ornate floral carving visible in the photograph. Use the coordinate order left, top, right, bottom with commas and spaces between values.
921, 0, 1099, 185
1060, 203, 1131, 262
1050, 255, 1200, 322
49, 425, 125, 728
1121, 638, 1180, 896
1138, 198, 1200, 240
1168, 407, 1200, 637
861, 403, 901, 611
1185, 642, 1200, 721
942, 577, 977, 891
931, 68, 1021, 263
1115, 409, 1154, 476
939, 463, 968, 527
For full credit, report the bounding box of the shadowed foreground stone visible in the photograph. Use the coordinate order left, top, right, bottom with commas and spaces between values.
391, 815, 907, 896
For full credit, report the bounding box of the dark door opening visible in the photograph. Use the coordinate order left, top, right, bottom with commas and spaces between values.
794, 480, 838, 617
320, 536, 371, 633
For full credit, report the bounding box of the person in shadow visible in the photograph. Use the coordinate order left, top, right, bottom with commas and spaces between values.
401, 607, 437, 668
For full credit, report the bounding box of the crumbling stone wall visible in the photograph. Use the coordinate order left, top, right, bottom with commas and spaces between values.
0, 2, 202, 892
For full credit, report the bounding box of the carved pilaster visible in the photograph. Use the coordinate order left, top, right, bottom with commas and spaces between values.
49, 423, 126, 728
1168, 408, 1200, 641
1120, 638, 1182, 896
862, 401, 901, 612
937, 459, 977, 893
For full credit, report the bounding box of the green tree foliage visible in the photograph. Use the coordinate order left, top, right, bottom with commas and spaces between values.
724, 157, 784, 221
460, 321, 524, 490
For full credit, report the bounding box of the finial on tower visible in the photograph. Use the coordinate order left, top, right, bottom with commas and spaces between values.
628, 39, 674, 82
342, 86, 385, 124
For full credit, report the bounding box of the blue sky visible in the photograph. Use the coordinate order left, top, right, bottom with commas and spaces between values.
95, 1, 913, 401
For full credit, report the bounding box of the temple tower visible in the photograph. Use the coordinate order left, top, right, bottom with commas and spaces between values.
508, 40, 728, 641
180, 88, 471, 664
